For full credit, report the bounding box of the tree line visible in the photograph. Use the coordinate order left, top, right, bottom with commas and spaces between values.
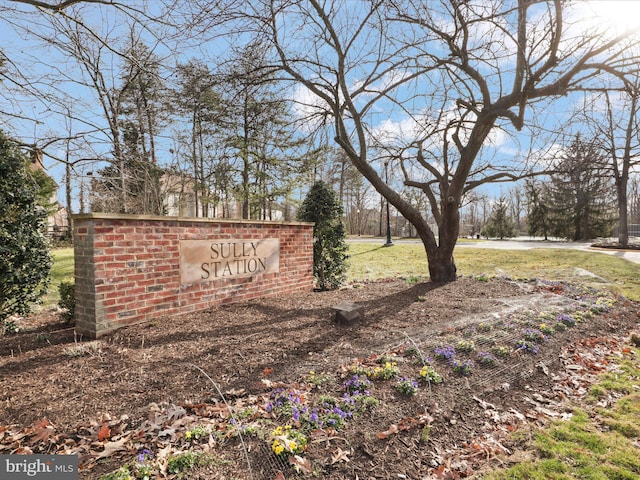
3, 1, 640, 283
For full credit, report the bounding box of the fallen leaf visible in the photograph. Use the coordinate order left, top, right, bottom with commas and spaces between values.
29, 418, 55, 444
290, 454, 313, 473
274, 471, 286, 480
97, 423, 111, 441
376, 424, 398, 439
331, 447, 350, 464
93, 435, 131, 460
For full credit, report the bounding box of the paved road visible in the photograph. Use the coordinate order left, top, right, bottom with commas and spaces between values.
348, 237, 640, 265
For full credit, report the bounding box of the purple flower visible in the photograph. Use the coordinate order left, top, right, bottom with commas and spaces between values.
434, 345, 457, 361
137, 449, 152, 463
557, 313, 576, 327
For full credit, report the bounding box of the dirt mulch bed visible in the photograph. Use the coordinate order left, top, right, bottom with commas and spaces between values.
1, 276, 639, 479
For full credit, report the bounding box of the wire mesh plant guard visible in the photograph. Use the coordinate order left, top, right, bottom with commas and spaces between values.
189, 363, 293, 480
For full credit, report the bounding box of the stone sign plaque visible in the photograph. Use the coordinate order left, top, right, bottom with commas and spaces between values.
180, 238, 280, 285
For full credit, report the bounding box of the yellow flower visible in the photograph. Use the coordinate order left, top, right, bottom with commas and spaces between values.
272, 440, 285, 455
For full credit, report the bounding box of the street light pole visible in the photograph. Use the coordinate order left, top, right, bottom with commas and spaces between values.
384, 161, 393, 247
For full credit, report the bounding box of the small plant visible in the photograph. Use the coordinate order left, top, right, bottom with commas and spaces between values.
35, 333, 50, 343
370, 361, 400, 380
167, 451, 210, 476
307, 370, 333, 388
591, 297, 614, 313
184, 425, 211, 442
404, 345, 424, 361
396, 377, 419, 396
539, 323, 555, 335
310, 396, 352, 429
419, 365, 443, 384
451, 359, 474, 376
477, 322, 492, 332
475, 274, 490, 282
265, 388, 306, 418
58, 281, 75, 322
270, 425, 308, 456
406, 275, 420, 285
515, 339, 540, 354
1, 318, 19, 335
342, 375, 372, 395
557, 313, 577, 328
100, 450, 156, 480
416, 295, 427, 302
521, 328, 547, 343
434, 345, 457, 361
492, 345, 510, 356
100, 466, 135, 480
476, 351, 498, 367
554, 321, 567, 332
456, 339, 476, 353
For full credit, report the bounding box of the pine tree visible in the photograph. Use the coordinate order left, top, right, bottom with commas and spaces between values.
525, 179, 551, 240
547, 136, 616, 240
481, 197, 515, 239
297, 181, 349, 290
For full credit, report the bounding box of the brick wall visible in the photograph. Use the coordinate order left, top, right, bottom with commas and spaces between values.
72, 214, 314, 338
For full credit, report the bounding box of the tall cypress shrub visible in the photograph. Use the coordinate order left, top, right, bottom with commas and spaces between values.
0, 131, 52, 323
297, 181, 349, 290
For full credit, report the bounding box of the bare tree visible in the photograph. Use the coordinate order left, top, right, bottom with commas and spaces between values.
199, 0, 640, 281
582, 76, 640, 247
0, 1, 175, 176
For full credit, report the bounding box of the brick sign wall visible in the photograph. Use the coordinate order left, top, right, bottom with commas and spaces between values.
72, 214, 314, 338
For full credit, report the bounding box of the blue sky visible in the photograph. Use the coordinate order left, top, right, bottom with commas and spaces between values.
1, 0, 639, 210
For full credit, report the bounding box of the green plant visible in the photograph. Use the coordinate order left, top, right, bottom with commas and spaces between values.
539, 323, 555, 335
405, 275, 420, 285
307, 370, 333, 388
183, 425, 211, 442
100, 466, 135, 480
477, 322, 492, 332
456, 339, 476, 353
35, 333, 50, 343
396, 377, 419, 396
451, 359, 474, 376
270, 425, 307, 456
297, 181, 349, 291
1, 318, 19, 335
418, 365, 443, 384
369, 361, 400, 380
0, 131, 52, 322
167, 451, 210, 476
58, 281, 75, 322
476, 352, 498, 367
492, 345, 510, 356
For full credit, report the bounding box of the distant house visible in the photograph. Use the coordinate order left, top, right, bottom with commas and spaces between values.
29, 150, 69, 238
160, 172, 248, 219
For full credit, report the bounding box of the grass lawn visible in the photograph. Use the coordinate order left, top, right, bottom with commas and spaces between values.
347, 243, 640, 301
41, 247, 74, 309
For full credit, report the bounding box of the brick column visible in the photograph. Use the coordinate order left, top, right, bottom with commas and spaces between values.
72, 214, 314, 338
